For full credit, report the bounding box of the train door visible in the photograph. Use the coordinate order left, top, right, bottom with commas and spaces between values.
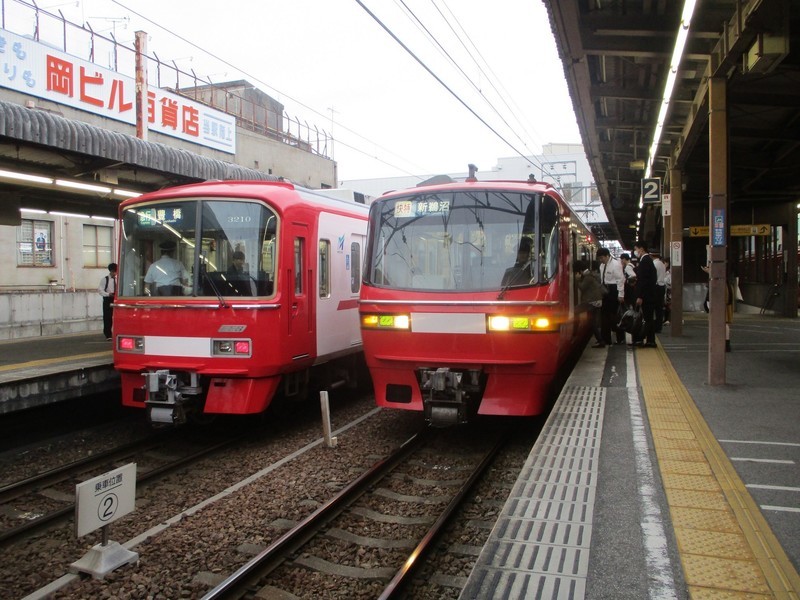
286, 223, 314, 361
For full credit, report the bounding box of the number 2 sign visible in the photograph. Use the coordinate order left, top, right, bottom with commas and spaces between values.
641, 178, 662, 204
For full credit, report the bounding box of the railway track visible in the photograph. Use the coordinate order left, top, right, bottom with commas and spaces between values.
201, 426, 511, 599
0, 431, 247, 547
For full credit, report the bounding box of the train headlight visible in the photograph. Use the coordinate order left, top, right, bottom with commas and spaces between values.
118, 336, 144, 352
361, 313, 410, 330
487, 315, 556, 332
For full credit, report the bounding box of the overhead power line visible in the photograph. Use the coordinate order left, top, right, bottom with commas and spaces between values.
353, 0, 537, 168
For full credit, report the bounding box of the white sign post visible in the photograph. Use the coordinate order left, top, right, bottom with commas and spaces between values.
671, 241, 682, 267
70, 463, 138, 579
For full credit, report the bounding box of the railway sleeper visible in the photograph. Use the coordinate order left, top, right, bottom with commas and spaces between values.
418, 367, 483, 427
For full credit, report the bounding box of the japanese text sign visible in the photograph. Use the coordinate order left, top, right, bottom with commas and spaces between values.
0, 28, 235, 153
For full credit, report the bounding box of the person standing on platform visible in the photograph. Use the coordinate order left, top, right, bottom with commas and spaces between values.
98, 263, 117, 341
596, 247, 626, 345
574, 260, 606, 348
652, 252, 667, 332
632, 240, 657, 347
620, 253, 637, 306
663, 258, 672, 325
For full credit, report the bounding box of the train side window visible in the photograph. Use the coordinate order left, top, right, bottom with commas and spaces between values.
351, 241, 361, 294
319, 239, 330, 298
294, 238, 304, 295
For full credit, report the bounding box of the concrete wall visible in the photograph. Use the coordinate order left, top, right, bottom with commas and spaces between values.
0, 290, 102, 340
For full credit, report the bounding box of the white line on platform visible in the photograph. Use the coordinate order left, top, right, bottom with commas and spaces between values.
627, 352, 677, 600
731, 458, 795, 464
720, 440, 800, 447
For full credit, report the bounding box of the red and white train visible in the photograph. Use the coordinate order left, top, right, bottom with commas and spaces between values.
112, 180, 369, 425
359, 173, 596, 426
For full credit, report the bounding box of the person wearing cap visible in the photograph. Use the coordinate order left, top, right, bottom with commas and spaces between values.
97, 262, 117, 340
144, 240, 188, 296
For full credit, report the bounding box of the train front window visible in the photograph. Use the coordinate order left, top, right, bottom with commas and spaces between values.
119, 198, 277, 298
364, 191, 559, 292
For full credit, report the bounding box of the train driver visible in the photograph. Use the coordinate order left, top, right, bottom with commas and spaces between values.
501, 237, 533, 287
144, 240, 188, 296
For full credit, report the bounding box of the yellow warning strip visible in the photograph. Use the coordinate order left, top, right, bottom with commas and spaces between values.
0, 351, 112, 372
636, 343, 800, 599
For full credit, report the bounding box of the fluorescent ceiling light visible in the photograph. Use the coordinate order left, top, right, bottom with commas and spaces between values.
90, 215, 117, 221
0, 168, 140, 199
112, 189, 141, 198
20, 207, 47, 214
55, 179, 113, 194
644, 0, 698, 179
0, 169, 53, 184
50, 210, 88, 218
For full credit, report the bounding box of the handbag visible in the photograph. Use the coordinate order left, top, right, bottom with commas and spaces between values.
617, 305, 644, 337
617, 307, 635, 332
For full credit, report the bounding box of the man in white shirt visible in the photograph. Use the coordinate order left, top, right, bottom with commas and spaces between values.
652, 252, 667, 332
145, 241, 188, 296
97, 263, 117, 340
597, 247, 626, 345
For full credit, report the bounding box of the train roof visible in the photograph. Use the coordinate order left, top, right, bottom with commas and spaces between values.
373, 177, 592, 232
118, 180, 370, 217
377, 177, 561, 199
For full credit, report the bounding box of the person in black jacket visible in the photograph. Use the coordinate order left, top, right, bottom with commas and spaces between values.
632, 240, 657, 347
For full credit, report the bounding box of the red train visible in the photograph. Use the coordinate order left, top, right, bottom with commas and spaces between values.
359, 174, 596, 426
112, 180, 369, 425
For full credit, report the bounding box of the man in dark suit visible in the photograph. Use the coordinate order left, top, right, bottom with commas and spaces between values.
632, 240, 657, 347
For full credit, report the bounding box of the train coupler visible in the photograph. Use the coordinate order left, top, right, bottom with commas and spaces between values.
143, 370, 202, 426
418, 367, 482, 427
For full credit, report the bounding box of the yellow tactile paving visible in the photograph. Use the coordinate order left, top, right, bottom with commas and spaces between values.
636, 343, 800, 599
658, 447, 709, 463
666, 488, 728, 509
675, 528, 753, 560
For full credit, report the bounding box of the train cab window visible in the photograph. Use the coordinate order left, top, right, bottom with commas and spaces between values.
350, 242, 361, 294
319, 239, 330, 298
119, 198, 277, 298
366, 190, 563, 293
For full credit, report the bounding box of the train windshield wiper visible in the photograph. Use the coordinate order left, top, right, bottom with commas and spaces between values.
203, 271, 229, 309
496, 260, 532, 300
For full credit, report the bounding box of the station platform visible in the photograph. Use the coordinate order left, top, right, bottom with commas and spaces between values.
0, 331, 116, 414
461, 312, 800, 599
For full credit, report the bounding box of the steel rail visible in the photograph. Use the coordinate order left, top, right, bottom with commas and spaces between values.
378, 431, 509, 599
0, 433, 170, 504
0, 434, 246, 548
201, 430, 428, 600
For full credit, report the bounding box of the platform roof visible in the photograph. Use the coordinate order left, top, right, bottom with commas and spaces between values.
0, 100, 277, 220
544, 0, 800, 249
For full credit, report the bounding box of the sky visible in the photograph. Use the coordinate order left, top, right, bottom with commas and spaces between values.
22, 0, 582, 183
